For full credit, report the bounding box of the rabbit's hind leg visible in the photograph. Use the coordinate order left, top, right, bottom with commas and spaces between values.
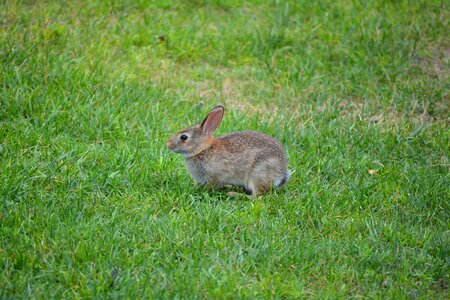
247, 175, 272, 197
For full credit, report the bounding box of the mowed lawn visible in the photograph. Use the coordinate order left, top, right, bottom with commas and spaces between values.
1, 0, 449, 298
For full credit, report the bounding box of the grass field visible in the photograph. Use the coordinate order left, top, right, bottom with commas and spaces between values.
1, 0, 449, 298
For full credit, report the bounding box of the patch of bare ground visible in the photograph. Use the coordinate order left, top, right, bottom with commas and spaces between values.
364, 106, 448, 129
417, 44, 450, 80
227, 82, 328, 123
339, 99, 366, 118
220, 78, 259, 113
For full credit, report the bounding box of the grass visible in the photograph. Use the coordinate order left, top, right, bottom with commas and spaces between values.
1, 0, 449, 298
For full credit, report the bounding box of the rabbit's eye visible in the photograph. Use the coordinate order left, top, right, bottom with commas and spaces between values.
180, 134, 188, 141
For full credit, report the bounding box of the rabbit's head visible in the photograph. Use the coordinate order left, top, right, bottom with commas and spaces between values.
166, 105, 224, 157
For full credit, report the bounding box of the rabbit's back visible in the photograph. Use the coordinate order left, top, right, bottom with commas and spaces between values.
185, 130, 289, 192
218, 130, 286, 154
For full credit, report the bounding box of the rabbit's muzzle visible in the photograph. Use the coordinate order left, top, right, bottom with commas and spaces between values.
166, 140, 175, 150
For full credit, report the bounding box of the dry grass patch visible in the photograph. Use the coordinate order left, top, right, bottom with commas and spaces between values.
417, 44, 450, 80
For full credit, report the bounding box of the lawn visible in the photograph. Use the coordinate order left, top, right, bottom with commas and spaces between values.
1, 0, 449, 298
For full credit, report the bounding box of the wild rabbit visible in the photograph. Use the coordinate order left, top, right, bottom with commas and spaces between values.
167, 105, 290, 197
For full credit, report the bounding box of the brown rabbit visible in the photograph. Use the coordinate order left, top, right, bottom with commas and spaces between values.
166, 105, 290, 197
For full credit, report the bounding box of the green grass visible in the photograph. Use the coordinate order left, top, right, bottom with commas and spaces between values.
1, 0, 449, 298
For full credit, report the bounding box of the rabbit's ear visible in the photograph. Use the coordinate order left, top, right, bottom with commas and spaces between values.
200, 105, 224, 135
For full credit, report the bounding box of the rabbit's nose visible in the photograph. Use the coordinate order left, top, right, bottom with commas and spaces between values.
166, 140, 175, 150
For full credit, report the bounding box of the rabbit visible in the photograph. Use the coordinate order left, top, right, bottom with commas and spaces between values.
166, 105, 290, 197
